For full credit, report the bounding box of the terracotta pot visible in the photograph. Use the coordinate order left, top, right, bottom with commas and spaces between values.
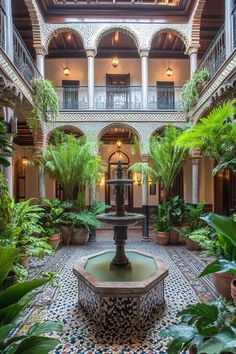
49, 233, 61, 250
20, 252, 29, 268
189, 345, 198, 354
170, 229, 179, 245
186, 239, 201, 251
155, 231, 170, 245
212, 272, 235, 300
231, 278, 236, 306
60, 225, 72, 245
72, 228, 89, 245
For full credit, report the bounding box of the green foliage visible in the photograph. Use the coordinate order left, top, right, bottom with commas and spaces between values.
161, 297, 236, 354
89, 200, 111, 215
0, 121, 13, 168
42, 198, 64, 235
176, 100, 236, 174
65, 211, 101, 232
38, 132, 105, 204
129, 125, 188, 201
0, 174, 12, 235
0, 248, 63, 354
153, 203, 171, 233
168, 195, 186, 227
28, 79, 59, 131
180, 68, 210, 113
199, 213, 236, 277
179, 202, 205, 239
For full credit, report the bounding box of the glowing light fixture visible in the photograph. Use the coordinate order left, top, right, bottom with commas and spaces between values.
67, 32, 72, 40
112, 56, 119, 68
22, 156, 29, 166
63, 66, 70, 76
116, 140, 122, 149
166, 66, 173, 77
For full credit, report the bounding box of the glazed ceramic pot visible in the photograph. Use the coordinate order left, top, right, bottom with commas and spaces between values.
155, 231, 170, 245
170, 229, 179, 245
49, 233, 61, 250
212, 272, 235, 300
60, 225, 72, 245
72, 228, 89, 245
186, 239, 201, 251
231, 278, 236, 306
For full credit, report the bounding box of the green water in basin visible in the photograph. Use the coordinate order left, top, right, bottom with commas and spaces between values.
84, 251, 157, 282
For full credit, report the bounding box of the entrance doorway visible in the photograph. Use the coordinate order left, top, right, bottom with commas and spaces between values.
214, 169, 236, 215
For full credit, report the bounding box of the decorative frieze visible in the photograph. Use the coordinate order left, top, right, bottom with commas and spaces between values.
0, 75, 23, 108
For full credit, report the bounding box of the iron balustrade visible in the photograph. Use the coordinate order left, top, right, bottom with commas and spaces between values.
232, 5, 236, 49
148, 85, 182, 110
94, 85, 142, 110
0, 5, 5, 50
198, 26, 226, 77
13, 26, 41, 86
56, 86, 88, 110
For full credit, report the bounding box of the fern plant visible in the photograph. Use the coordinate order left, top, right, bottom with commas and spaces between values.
176, 100, 236, 175
129, 125, 188, 201
28, 79, 59, 131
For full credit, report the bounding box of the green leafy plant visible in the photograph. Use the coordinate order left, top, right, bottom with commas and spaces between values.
176, 100, 236, 174
179, 202, 205, 239
28, 79, 59, 131
168, 195, 186, 227
65, 211, 101, 232
180, 68, 210, 113
129, 125, 188, 201
161, 297, 236, 354
0, 247, 63, 353
89, 200, 111, 215
0, 121, 13, 168
42, 198, 64, 236
0, 174, 12, 235
199, 213, 236, 277
153, 203, 171, 233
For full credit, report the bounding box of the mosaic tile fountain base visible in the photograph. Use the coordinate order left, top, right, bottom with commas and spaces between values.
77, 279, 164, 329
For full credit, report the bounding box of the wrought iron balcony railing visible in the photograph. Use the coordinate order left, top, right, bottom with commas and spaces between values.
56, 85, 182, 111
148, 85, 181, 110
0, 5, 5, 50
198, 26, 226, 77
13, 26, 41, 86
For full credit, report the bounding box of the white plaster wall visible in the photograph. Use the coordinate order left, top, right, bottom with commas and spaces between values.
45, 58, 190, 87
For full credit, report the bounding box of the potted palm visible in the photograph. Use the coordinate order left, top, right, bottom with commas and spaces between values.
42, 198, 64, 249
199, 213, 236, 300
169, 195, 186, 244
153, 202, 171, 245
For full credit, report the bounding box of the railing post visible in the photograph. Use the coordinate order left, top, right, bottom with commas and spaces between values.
2, 0, 13, 60
140, 49, 149, 110
35, 46, 47, 79
225, 0, 235, 58
86, 49, 96, 110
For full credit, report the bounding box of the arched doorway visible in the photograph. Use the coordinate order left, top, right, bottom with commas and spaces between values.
107, 150, 133, 210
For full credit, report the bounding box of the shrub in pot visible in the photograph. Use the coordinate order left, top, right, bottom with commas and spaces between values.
199, 213, 236, 300
169, 195, 186, 245
161, 297, 236, 354
42, 198, 64, 249
153, 203, 171, 245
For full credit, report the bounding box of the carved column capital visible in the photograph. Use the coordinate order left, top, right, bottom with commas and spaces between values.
139, 49, 149, 58
190, 148, 202, 164
86, 48, 97, 58
35, 45, 48, 56
0, 75, 23, 109
185, 45, 200, 56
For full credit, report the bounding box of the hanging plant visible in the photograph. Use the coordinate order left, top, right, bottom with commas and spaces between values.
180, 68, 210, 114
28, 79, 59, 131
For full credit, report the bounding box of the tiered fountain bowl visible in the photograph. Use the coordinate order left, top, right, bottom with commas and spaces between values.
73, 161, 169, 329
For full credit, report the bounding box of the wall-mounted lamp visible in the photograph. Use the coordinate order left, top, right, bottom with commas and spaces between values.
63, 66, 70, 76
166, 66, 173, 77
112, 56, 119, 68
22, 155, 29, 166
116, 140, 122, 149
97, 174, 105, 188
137, 173, 142, 186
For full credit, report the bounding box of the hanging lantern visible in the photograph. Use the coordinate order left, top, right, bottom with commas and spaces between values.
166, 66, 173, 77
112, 56, 119, 68
63, 66, 70, 76
22, 156, 29, 166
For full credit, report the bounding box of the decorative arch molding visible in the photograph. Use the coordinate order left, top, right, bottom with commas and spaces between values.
97, 122, 141, 143
188, 0, 207, 51
149, 28, 189, 50
24, 0, 44, 47
44, 26, 86, 51
94, 25, 140, 51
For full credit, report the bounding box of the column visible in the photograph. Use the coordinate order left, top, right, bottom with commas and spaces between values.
35, 47, 47, 78
89, 183, 97, 242
141, 155, 150, 242
3, 0, 14, 60
3, 125, 13, 197
140, 50, 149, 110
189, 49, 198, 78
38, 166, 46, 199
190, 149, 202, 205
225, 0, 235, 58
86, 49, 96, 109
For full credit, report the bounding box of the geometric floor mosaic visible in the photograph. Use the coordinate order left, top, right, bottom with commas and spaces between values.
22, 234, 216, 353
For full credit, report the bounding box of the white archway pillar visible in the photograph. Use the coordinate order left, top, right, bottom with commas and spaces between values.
86, 49, 96, 110
140, 50, 149, 110
225, 0, 235, 58
187, 46, 199, 78
35, 46, 47, 78
190, 149, 202, 204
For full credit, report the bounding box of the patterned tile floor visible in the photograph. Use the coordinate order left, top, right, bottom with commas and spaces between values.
23, 232, 216, 354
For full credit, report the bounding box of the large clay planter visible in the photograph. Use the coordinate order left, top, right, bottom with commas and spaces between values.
189, 345, 197, 354
170, 229, 179, 245
72, 228, 89, 245
231, 278, 236, 306
49, 233, 61, 250
60, 225, 72, 245
186, 239, 201, 251
212, 272, 235, 300
155, 231, 170, 245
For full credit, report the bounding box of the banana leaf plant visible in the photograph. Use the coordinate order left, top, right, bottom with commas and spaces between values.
0, 247, 63, 353
199, 213, 236, 277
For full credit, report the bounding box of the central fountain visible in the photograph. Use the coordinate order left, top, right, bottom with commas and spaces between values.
73, 162, 168, 328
